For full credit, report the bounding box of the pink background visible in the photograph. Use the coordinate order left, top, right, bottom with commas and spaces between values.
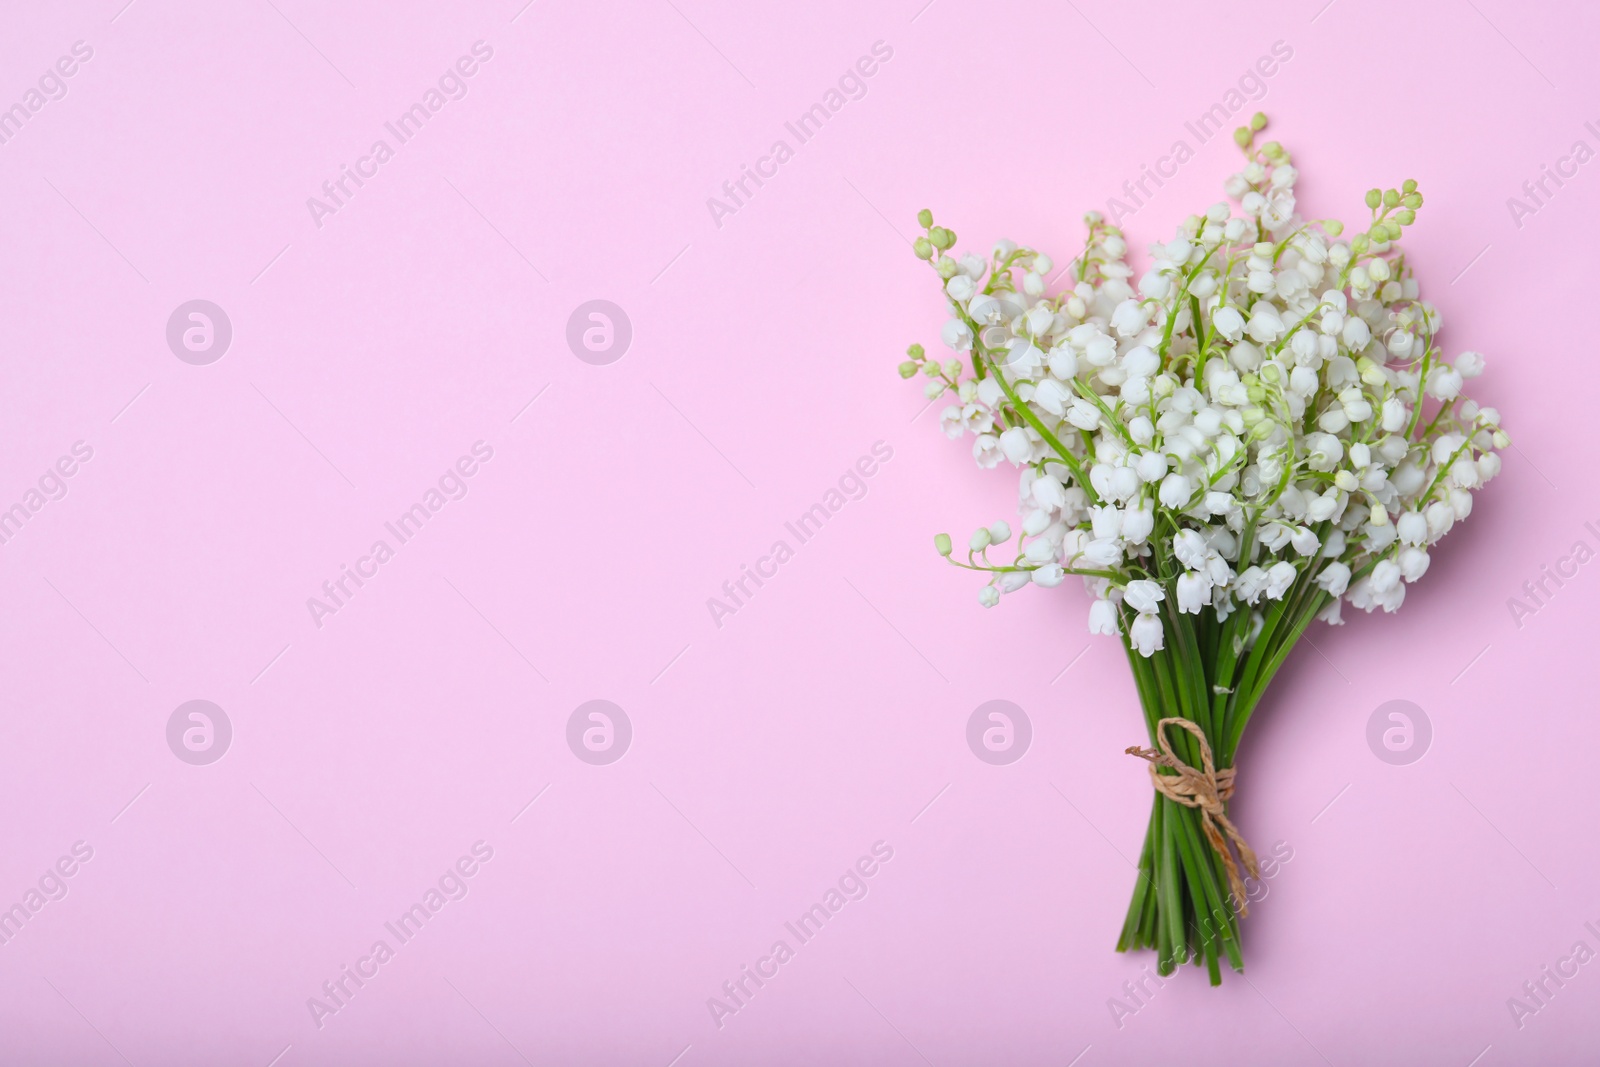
0, 0, 1594, 1063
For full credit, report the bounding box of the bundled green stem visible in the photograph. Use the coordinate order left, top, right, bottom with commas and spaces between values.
1114, 572, 1330, 984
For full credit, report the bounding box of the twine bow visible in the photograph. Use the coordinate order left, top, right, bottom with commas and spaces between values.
1126, 717, 1261, 915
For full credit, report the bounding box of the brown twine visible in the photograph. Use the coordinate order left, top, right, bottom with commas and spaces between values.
1125, 717, 1262, 916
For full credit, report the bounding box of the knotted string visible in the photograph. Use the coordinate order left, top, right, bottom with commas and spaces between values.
1126, 717, 1261, 916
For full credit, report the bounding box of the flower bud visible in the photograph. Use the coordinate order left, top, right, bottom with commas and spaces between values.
934, 533, 952, 556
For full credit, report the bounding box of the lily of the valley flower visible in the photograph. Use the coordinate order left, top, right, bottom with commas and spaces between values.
901, 121, 1511, 985
904, 116, 1503, 654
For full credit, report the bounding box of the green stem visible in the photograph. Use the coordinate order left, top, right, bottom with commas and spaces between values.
1117, 582, 1327, 983
981, 355, 1097, 502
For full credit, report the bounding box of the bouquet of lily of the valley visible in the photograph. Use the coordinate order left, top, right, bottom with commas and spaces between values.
900, 115, 1507, 984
